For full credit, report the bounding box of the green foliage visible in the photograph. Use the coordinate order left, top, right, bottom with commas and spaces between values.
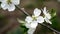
20, 25, 28, 33
50, 9, 56, 18
6, 27, 25, 34
51, 16, 60, 31
50, 9, 60, 31
17, 18, 28, 34
6, 25, 28, 34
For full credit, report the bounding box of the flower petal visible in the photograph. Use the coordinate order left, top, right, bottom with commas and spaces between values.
25, 16, 33, 23
1, 2, 8, 10
44, 17, 52, 24
25, 21, 38, 28
0, 0, 7, 2
45, 13, 51, 19
43, 7, 51, 19
28, 28, 36, 34
8, 4, 15, 11
37, 16, 44, 23
11, 0, 20, 5
34, 8, 41, 17
30, 21, 38, 28
43, 7, 47, 15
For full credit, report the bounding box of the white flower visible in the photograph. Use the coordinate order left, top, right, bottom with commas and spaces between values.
25, 8, 44, 28
43, 7, 51, 19
25, 8, 44, 24
25, 8, 44, 34
43, 7, 52, 24
1, 0, 20, 11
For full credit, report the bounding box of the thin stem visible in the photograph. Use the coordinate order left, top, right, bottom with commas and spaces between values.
16, 6, 30, 16
16, 5, 60, 34
40, 23, 60, 34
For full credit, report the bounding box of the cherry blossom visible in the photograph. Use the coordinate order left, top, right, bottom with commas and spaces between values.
1, 0, 20, 11
43, 7, 52, 24
25, 8, 44, 34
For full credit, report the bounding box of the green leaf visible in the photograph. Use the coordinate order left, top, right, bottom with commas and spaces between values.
50, 9, 56, 18
17, 18, 25, 24
51, 16, 60, 31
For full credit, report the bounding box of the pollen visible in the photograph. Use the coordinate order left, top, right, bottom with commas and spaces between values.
32, 16, 37, 20
7, 0, 11, 4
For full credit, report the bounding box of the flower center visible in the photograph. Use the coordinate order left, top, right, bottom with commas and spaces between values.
7, 0, 11, 4
32, 16, 37, 20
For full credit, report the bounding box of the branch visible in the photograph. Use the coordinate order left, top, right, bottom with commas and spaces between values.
16, 6, 60, 34
40, 23, 60, 34
16, 6, 30, 16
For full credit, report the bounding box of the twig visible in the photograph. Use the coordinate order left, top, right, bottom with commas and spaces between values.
16, 6, 60, 34
40, 23, 60, 34
16, 6, 30, 16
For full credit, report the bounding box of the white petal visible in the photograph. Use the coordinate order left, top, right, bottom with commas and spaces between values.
25, 16, 33, 23
45, 13, 51, 19
8, 4, 15, 11
43, 7, 51, 19
1, 2, 8, 10
44, 17, 52, 24
37, 16, 44, 23
34, 8, 41, 17
30, 21, 38, 28
28, 28, 36, 34
0, 0, 7, 2
11, 0, 20, 5
25, 21, 38, 28
43, 7, 47, 15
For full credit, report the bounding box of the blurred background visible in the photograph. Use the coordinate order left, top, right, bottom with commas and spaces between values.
0, 0, 60, 34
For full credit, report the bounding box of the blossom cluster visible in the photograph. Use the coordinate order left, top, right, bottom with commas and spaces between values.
0, 0, 20, 11
25, 7, 52, 34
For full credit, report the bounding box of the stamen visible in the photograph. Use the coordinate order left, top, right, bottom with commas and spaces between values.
32, 16, 37, 20
7, 0, 11, 4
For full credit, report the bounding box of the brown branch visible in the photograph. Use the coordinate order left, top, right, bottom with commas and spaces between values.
40, 23, 60, 34
16, 6, 30, 16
